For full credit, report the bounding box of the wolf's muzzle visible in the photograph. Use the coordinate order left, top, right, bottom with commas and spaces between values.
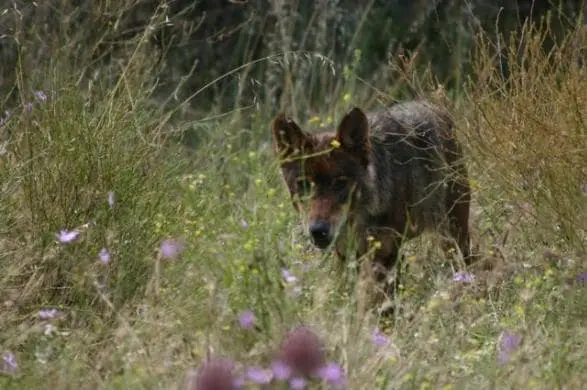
308, 220, 332, 249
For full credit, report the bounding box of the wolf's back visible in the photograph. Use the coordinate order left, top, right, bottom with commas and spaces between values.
362, 101, 456, 230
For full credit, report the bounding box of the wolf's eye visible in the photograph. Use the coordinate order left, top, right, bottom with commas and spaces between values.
296, 178, 313, 196
331, 177, 350, 192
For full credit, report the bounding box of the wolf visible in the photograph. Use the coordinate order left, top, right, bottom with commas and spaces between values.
271, 100, 473, 308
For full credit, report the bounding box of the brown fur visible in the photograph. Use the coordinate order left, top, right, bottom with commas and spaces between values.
272, 100, 473, 312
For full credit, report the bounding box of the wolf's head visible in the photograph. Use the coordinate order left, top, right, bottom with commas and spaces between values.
272, 107, 375, 250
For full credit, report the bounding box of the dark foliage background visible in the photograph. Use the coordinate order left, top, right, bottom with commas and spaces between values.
1, 0, 585, 115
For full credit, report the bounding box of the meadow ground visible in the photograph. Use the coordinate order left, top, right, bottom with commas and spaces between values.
0, 18, 586, 390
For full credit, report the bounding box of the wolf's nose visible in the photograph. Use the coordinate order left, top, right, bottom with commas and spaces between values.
309, 221, 331, 249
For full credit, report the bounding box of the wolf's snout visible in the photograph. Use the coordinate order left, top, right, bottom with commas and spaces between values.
309, 220, 332, 249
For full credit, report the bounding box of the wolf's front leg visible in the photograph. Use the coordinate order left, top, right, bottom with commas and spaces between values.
360, 234, 404, 317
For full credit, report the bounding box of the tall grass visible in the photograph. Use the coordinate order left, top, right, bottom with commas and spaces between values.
0, 4, 586, 390
462, 20, 586, 252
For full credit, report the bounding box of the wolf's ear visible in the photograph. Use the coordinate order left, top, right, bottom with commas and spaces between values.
336, 107, 370, 165
272, 114, 310, 161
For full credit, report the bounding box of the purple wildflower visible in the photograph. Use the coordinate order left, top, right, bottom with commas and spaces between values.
39, 308, 62, 320
107, 191, 115, 207
245, 367, 273, 384
160, 238, 184, 260
240, 219, 249, 229
2, 352, 17, 373
576, 272, 587, 284
276, 326, 326, 378
316, 362, 346, 387
371, 328, 389, 347
98, 248, 111, 264
498, 331, 522, 364
56, 229, 79, 244
192, 358, 243, 390
238, 311, 256, 330
289, 377, 306, 389
24, 102, 33, 113
232, 377, 245, 388
281, 268, 297, 284
271, 360, 292, 380
34, 91, 47, 103
453, 272, 475, 283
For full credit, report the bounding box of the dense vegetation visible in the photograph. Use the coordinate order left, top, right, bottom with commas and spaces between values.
0, 1, 585, 389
